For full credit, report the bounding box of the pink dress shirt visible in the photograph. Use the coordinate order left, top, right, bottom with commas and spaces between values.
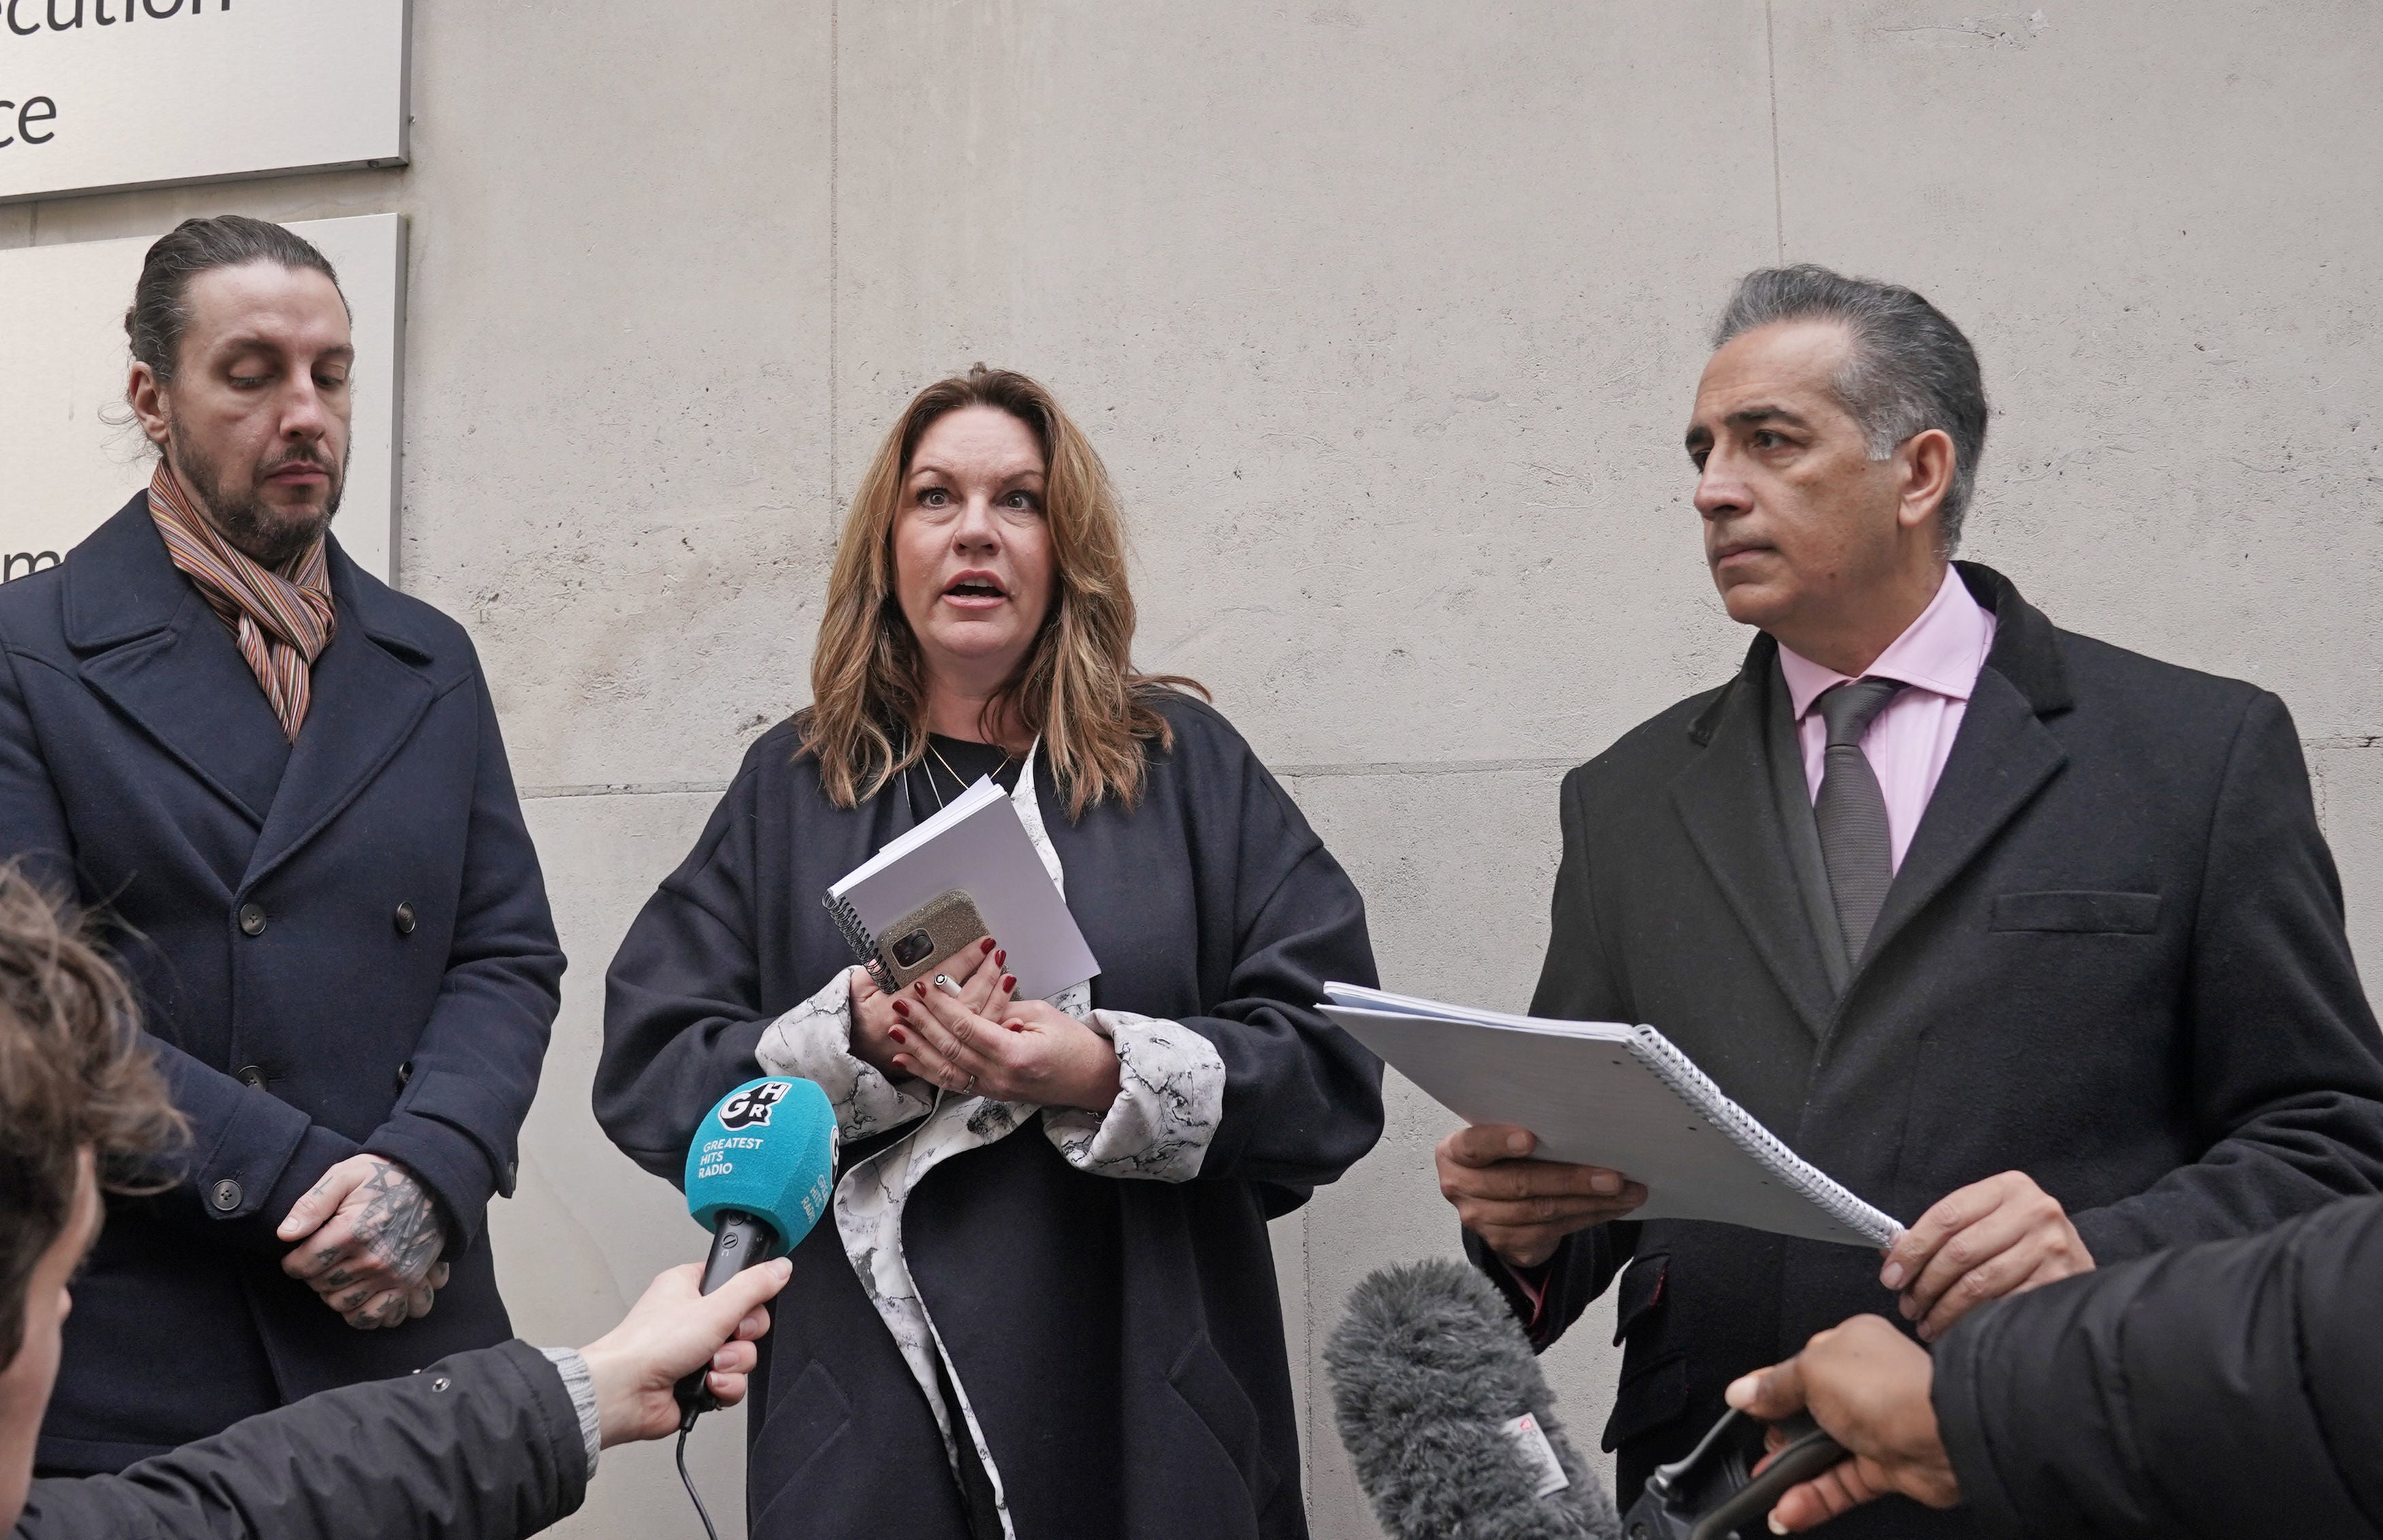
1498, 571, 1996, 1324
1498, 570, 1998, 1321
1776, 566, 1997, 873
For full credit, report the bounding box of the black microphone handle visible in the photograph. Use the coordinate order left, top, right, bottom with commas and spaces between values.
675, 1210, 772, 1430
1687, 1424, 1848, 1540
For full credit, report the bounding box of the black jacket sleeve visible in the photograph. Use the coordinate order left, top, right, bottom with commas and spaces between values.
1933, 1194, 2383, 1540
12, 1340, 589, 1540
2072, 692, 2383, 1260
1162, 728, 1385, 1196
1467, 766, 1640, 1349
596, 759, 775, 1181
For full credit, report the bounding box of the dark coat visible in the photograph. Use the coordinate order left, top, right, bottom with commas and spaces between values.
1477, 563, 2383, 1535
596, 694, 1384, 1540
13, 1340, 589, 1539
0, 496, 564, 1472
1934, 1191, 2383, 1539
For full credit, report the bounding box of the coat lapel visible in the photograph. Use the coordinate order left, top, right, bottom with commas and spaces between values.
1669, 641, 1838, 1040
67, 496, 291, 825
241, 543, 438, 890
1857, 564, 2073, 974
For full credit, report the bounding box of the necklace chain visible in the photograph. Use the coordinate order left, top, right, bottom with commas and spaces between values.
921, 737, 1014, 815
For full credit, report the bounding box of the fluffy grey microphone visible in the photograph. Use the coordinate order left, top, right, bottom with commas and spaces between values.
1326, 1258, 1621, 1540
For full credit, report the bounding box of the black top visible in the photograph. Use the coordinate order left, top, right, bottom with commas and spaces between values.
902, 732, 1027, 822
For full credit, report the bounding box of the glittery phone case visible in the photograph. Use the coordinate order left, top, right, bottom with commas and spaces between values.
874, 888, 989, 992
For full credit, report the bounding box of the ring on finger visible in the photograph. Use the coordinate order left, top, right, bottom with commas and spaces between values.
963, 1072, 978, 1096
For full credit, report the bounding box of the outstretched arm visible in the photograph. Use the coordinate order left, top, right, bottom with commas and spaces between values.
12, 1260, 790, 1540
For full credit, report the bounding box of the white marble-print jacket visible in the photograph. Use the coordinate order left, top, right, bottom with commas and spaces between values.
753, 764, 1226, 1540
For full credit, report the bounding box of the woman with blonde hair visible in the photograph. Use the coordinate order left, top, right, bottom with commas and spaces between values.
596, 367, 1383, 1539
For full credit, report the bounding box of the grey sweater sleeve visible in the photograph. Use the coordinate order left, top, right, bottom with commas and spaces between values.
13, 1340, 590, 1540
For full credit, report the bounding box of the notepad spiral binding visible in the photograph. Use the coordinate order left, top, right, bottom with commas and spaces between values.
823, 892, 896, 993
1627, 1027, 1904, 1246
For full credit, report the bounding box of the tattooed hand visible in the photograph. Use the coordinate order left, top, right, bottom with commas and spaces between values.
277, 1155, 451, 1330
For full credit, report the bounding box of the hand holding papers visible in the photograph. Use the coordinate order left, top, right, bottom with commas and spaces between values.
1324, 985, 1903, 1252
1437, 1123, 1650, 1268
825, 775, 1098, 1004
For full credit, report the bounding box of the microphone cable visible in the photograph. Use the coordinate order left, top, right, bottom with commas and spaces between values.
676, 1426, 720, 1540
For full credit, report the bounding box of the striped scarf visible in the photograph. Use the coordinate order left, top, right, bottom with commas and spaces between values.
146, 464, 336, 742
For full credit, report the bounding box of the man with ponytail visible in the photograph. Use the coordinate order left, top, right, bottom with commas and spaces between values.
0, 216, 562, 1472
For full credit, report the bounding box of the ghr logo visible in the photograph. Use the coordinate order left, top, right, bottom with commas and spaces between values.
720, 1081, 790, 1130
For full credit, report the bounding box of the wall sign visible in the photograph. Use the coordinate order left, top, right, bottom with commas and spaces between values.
0, 214, 406, 583
0, 0, 408, 203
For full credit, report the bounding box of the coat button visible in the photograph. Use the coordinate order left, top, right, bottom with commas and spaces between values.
237, 903, 267, 937
394, 902, 417, 936
238, 1064, 267, 1090
396, 1059, 413, 1089
210, 1178, 242, 1212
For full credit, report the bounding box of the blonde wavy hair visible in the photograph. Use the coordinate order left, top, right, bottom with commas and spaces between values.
800, 366, 1204, 818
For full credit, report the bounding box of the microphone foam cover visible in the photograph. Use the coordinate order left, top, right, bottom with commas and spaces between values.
683, 1076, 837, 1259
1325, 1258, 1620, 1540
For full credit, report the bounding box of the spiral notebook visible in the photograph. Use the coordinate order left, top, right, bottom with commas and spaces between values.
825, 776, 1098, 1004
1321, 984, 1902, 1249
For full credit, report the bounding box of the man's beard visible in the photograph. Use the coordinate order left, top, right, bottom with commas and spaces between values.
167, 435, 346, 571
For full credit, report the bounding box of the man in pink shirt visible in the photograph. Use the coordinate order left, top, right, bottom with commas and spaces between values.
1435, 265, 2383, 1538
1774, 563, 1993, 877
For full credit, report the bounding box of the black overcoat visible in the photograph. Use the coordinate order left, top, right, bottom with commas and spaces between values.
14, 1340, 588, 1540
1933, 1191, 2383, 1539
596, 694, 1384, 1539
0, 496, 564, 1471
1480, 563, 2383, 1535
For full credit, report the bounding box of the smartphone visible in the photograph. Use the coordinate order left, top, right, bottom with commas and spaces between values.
876, 888, 989, 991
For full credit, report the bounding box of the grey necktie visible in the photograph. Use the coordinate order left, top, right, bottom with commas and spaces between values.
1812, 677, 1906, 964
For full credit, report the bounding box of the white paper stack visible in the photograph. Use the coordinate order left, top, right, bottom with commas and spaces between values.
1322, 984, 1902, 1249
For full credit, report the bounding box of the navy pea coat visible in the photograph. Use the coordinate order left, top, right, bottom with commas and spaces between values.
0, 494, 564, 1473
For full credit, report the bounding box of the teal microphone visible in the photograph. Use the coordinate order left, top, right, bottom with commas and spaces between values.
674, 1076, 837, 1427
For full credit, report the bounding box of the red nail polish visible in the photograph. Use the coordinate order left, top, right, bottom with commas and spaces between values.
995, 950, 1006, 967
914, 980, 927, 997
891, 998, 909, 1018
981, 937, 995, 954
891, 1026, 908, 1043
1003, 975, 1016, 991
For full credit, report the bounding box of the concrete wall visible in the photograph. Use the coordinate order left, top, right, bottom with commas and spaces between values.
8, 3, 2381, 1535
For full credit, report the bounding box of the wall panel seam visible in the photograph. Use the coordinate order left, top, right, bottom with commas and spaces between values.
519, 739, 2383, 803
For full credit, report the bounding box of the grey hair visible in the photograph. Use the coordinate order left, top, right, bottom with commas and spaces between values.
125, 215, 346, 387
1713, 263, 1989, 553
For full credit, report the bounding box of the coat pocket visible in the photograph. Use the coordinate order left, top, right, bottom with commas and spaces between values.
1610, 1251, 1669, 1347
1164, 1332, 1282, 1513
1601, 1252, 1686, 1452
1601, 1351, 1689, 1453
1989, 890, 2161, 934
